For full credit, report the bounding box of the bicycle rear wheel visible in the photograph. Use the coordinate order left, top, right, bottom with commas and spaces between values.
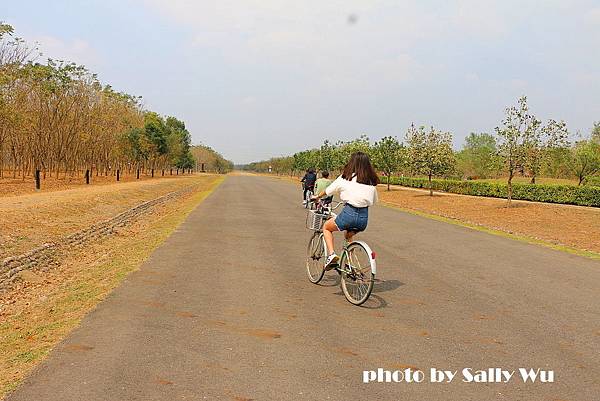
306, 232, 326, 283
340, 242, 375, 305
304, 190, 313, 209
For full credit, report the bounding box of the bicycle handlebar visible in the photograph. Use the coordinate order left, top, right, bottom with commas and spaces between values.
316, 201, 343, 214
330, 201, 344, 210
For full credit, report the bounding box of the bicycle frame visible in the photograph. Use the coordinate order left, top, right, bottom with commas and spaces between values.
306, 201, 377, 305
314, 201, 376, 274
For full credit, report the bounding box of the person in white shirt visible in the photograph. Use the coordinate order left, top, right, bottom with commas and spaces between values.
312, 152, 379, 269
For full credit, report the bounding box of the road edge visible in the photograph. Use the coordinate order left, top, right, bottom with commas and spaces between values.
0, 175, 226, 399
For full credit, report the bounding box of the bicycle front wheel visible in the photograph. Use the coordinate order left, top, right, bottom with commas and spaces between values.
340, 242, 375, 305
306, 232, 326, 284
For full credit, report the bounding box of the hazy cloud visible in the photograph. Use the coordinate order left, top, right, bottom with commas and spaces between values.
32, 35, 101, 66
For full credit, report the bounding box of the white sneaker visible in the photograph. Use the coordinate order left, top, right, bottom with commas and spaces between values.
324, 253, 339, 270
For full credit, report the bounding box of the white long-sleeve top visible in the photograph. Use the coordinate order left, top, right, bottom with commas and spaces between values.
325, 175, 378, 207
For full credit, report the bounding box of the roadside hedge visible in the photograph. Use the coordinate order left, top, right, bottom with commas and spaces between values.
386, 176, 600, 207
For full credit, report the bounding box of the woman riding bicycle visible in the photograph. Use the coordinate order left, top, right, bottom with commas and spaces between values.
312, 152, 379, 269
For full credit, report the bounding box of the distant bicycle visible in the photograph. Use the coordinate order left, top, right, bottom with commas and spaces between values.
303, 185, 315, 209
305, 201, 376, 305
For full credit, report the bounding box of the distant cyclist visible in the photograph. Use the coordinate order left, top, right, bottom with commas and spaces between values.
312, 152, 379, 269
300, 168, 317, 205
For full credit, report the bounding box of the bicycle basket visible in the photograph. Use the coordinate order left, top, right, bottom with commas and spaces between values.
306, 210, 328, 231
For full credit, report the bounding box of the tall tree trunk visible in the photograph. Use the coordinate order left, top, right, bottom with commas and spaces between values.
428, 173, 433, 196
387, 173, 390, 191
507, 172, 513, 207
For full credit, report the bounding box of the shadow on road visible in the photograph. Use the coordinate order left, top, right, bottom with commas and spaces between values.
358, 280, 403, 309
318, 273, 341, 287
318, 276, 404, 294
323, 276, 403, 309
332, 290, 389, 309
360, 294, 388, 309
372, 279, 404, 293
329, 282, 401, 309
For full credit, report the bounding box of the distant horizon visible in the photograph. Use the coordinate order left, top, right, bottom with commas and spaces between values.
4, 1, 600, 164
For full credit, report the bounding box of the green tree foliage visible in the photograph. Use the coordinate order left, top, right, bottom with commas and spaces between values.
165, 116, 193, 169
144, 112, 168, 154
373, 136, 404, 190
592, 122, 600, 144
456, 133, 501, 179
121, 114, 194, 172
495, 96, 538, 205
542, 146, 572, 178
336, 135, 372, 166
405, 124, 455, 196
123, 128, 149, 165
495, 96, 572, 204
292, 149, 320, 173
568, 140, 600, 185
0, 23, 14, 38
524, 119, 569, 184
318, 140, 337, 171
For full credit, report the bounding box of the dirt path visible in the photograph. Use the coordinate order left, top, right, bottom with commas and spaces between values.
5, 175, 600, 401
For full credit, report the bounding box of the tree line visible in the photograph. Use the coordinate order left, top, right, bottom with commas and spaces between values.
0, 23, 232, 184
190, 144, 234, 173
245, 96, 600, 202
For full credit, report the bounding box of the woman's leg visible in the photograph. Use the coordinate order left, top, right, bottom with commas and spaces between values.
323, 218, 339, 255
344, 230, 356, 243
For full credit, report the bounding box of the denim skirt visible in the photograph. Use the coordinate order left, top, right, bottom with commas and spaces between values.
334, 204, 369, 232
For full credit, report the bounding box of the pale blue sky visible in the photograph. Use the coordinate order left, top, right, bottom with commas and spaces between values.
4, 1, 600, 163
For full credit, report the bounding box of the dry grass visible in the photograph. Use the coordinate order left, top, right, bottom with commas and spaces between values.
379, 186, 600, 255
0, 175, 224, 397
0, 171, 193, 198
0, 174, 215, 260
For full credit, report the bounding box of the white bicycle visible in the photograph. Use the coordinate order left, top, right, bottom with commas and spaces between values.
305, 202, 377, 305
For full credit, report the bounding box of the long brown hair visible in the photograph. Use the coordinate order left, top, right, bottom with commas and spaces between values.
341, 152, 380, 186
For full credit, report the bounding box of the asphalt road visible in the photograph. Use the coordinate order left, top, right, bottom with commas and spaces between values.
7, 175, 600, 401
